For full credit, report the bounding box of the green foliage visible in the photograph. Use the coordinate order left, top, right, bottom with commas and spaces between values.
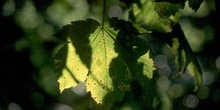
54, 19, 100, 92
154, 0, 204, 11
52, 0, 204, 109
154, 2, 184, 18
188, 0, 204, 11
169, 23, 202, 90
131, 0, 173, 33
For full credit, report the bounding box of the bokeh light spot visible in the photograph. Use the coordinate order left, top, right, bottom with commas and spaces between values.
14, 38, 30, 52
202, 71, 214, 85
215, 56, 220, 69
183, 94, 199, 108
2, 0, 15, 16
197, 85, 209, 99
154, 55, 167, 68
168, 84, 185, 99
15, 0, 42, 29
8, 102, 22, 110
181, 70, 193, 81
71, 82, 87, 96
53, 103, 72, 110
157, 77, 170, 92
158, 65, 171, 77
39, 67, 59, 96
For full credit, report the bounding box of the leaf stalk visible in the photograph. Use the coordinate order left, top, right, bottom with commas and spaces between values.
102, 0, 106, 28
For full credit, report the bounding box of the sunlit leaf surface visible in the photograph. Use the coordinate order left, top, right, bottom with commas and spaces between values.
85, 22, 131, 107
54, 18, 156, 108
54, 19, 100, 92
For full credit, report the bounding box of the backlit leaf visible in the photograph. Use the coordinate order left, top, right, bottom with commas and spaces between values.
54, 19, 100, 92
54, 18, 157, 109
85, 23, 131, 108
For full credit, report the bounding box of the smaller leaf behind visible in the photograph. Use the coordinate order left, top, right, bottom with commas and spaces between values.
188, 0, 204, 11
154, 1, 185, 18
131, 0, 173, 33
170, 23, 202, 90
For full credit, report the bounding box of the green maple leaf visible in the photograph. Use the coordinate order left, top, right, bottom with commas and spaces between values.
53, 18, 156, 108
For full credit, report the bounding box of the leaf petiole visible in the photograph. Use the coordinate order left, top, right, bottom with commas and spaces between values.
102, 0, 106, 29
